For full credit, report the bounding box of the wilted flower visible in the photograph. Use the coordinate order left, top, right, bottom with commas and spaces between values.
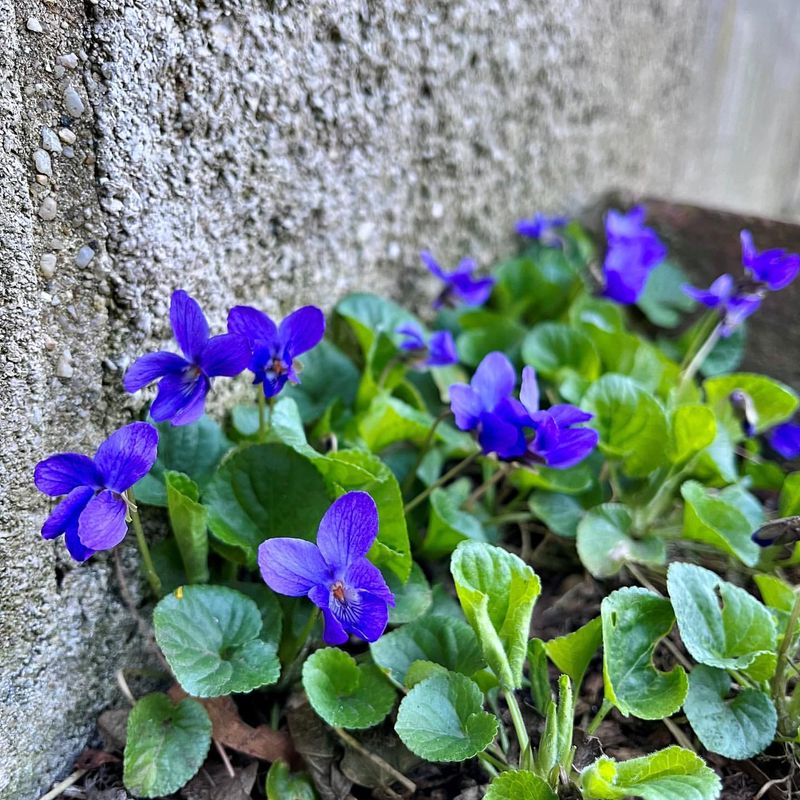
682, 274, 762, 337
741, 230, 800, 291
34, 423, 158, 561
258, 492, 395, 645
124, 290, 250, 426
422, 251, 495, 309
515, 213, 568, 246
601, 206, 666, 305
227, 305, 325, 398
767, 422, 800, 459
396, 322, 458, 367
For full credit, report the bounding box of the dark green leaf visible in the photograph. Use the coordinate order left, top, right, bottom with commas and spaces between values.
529, 492, 584, 538
419, 482, 490, 559
385, 562, 432, 624
265, 759, 317, 800
521, 322, 600, 382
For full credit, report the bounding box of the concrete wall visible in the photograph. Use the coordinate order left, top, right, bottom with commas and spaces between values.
2, 1, 794, 797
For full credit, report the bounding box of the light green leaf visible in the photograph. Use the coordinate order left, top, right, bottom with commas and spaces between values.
602, 587, 688, 720
581, 746, 721, 800
703, 373, 798, 437
265, 759, 317, 800
485, 771, 557, 800
521, 322, 601, 382
527, 638, 552, 714
529, 492, 584, 538
668, 404, 716, 464
451, 542, 541, 689
302, 648, 395, 730
582, 374, 670, 477
636, 260, 696, 328
576, 504, 666, 579
134, 417, 231, 507
153, 585, 280, 697
509, 462, 594, 495
684, 665, 777, 759
395, 672, 498, 762
123, 693, 211, 798
203, 443, 330, 565
692, 427, 737, 486
754, 573, 796, 613
545, 616, 602, 690
667, 562, 777, 679
164, 471, 209, 584
718, 483, 765, 530
385, 562, 432, 624
680, 480, 760, 567
370, 615, 485, 686
404, 660, 450, 689
780, 472, 800, 516
357, 395, 434, 452
419, 483, 489, 559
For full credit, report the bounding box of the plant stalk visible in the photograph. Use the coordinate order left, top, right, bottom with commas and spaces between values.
679, 320, 722, 391
126, 490, 162, 598
503, 688, 531, 770
403, 450, 480, 514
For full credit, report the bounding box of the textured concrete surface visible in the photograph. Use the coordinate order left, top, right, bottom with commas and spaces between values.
0, 0, 764, 797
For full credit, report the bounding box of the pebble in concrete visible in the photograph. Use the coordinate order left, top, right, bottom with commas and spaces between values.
39, 253, 57, 278
58, 128, 76, 144
55, 352, 74, 378
75, 245, 95, 268
41, 127, 62, 154
26, 17, 43, 33
57, 53, 79, 69
63, 85, 85, 117
33, 149, 52, 177
38, 196, 57, 221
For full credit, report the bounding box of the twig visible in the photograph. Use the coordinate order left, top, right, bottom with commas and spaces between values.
754, 776, 790, 800
116, 669, 136, 706
213, 738, 235, 779
334, 727, 416, 794
662, 717, 694, 751
38, 770, 88, 800
404, 451, 480, 513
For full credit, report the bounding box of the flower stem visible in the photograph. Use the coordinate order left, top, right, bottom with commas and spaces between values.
401, 409, 451, 495
679, 321, 722, 391
126, 490, 162, 598
503, 688, 531, 771
773, 588, 800, 734
464, 464, 509, 512
403, 450, 480, 514
586, 698, 612, 735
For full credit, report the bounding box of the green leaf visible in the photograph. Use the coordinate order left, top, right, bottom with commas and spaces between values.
521, 322, 600, 382
692, 427, 737, 485
134, 417, 231, 507
404, 660, 450, 689
527, 638, 553, 715
636, 260, 696, 328
370, 615, 485, 686
123, 693, 211, 798
510, 462, 594, 495
153, 585, 281, 697
545, 616, 602, 689
385, 562, 432, 624
395, 672, 498, 761
164, 471, 209, 584
357, 395, 435, 452
601, 587, 688, 720
667, 562, 777, 679
680, 480, 761, 567
581, 746, 721, 800
703, 372, 798, 437
529, 492, 584, 538
203, 443, 330, 565
335, 292, 419, 358
265, 760, 317, 800
302, 647, 395, 729
484, 771, 557, 800
701, 324, 745, 377
419, 483, 489, 558
225, 581, 283, 644
316, 449, 411, 580
668, 404, 716, 464
451, 542, 541, 688
718, 483, 764, 530
582, 374, 670, 477
754, 573, 796, 613
683, 665, 777, 759
780, 471, 800, 516
457, 311, 526, 367
576, 504, 666, 579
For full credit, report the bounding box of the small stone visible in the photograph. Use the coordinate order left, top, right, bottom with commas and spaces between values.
75, 245, 95, 267
58, 128, 76, 144
63, 85, 85, 117
39, 253, 57, 277
50, 238, 65, 250
35, 174, 49, 186
431, 201, 444, 219
26, 17, 43, 33
33, 149, 52, 176
56, 352, 74, 379
38, 196, 57, 220
57, 53, 79, 69
41, 126, 62, 153
53, 65, 65, 79
62, 146, 74, 159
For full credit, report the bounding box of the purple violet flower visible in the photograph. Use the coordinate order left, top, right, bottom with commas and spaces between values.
515, 213, 568, 246
741, 230, 800, 291
396, 322, 458, 367
601, 206, 667, 305
34, 422, 158, 561
767, 422, 800, 459
124, 290, 251, 426
227, 305, 325, 398
258, 492, 395, 645
422, 251, 495, 309
682, 273, 762, 337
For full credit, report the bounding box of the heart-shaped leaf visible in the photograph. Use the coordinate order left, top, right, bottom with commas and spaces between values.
602, 588, 687, 720
164, 471, 209, 584
123, 693, 211, 798
451, 541, 541, 689
484, 770, 557, 800
545, 616, 602, 690
265, 759, 317, 800
521, 322, 601, 383
683, 665, 777, 759
302, 648, 395, 730
668, 404, 716, 464
154, 585, 281, 697
395, 671, 498, 762
384, 562, 432, 624
419, 481, 490, 559
529, 492, 584, 538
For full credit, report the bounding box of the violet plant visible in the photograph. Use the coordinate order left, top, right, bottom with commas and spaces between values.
32, 209, 800, 799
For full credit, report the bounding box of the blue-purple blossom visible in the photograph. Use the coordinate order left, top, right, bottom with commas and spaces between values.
515, 213, 568, 246
741, 230, 800, 291
227, 305, 325, 398
34, 423, 158, 561
258, 492, 395, 645
682, 274, 762, 337
601, 206, 667, 305
422, 251, 495, 309
396, 322, 458, 367
767, 422, 800, 459
124, 290, 250, 426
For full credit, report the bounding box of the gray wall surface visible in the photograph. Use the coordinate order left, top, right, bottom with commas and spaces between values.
1, 1, 796, 798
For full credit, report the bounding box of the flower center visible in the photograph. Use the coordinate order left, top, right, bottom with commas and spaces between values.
271, 357, 287, 376
330, 580, 346, 603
